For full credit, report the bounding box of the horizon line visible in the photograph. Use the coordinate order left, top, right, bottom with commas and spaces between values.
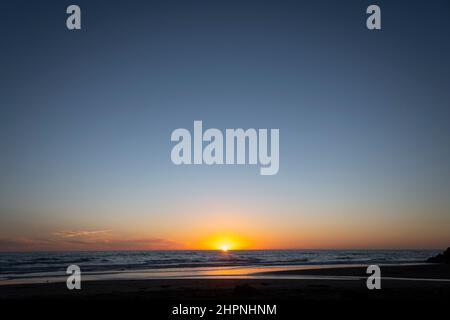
0, 247, 444, 254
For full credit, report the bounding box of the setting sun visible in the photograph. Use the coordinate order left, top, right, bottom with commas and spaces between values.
194, 232, 253, 251
217, 240, 233, 252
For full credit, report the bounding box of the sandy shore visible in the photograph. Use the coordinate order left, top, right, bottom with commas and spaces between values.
257, 263, 450, 279
1, 264, 449, 301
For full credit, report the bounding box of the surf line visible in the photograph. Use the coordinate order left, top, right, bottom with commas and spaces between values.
170, 121, 279, 175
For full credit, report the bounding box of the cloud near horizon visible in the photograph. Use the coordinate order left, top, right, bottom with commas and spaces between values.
52, 230, 113, 238
0, 230, 184, 252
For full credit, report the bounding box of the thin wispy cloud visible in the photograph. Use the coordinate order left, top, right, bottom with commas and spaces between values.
52, 230, 112, 238
0, 232, 184, 252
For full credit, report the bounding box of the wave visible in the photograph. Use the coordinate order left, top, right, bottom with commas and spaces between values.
0, 249, 438, 278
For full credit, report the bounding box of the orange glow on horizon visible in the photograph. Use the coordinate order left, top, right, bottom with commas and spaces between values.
195, 232, 253, 251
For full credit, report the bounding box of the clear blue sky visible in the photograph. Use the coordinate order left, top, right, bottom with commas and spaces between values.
0, 0, 449, 250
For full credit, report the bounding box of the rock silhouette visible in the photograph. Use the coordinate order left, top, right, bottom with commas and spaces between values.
426, 247, 450, 264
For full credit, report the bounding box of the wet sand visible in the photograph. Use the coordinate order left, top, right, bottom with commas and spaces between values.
1, 264, 449, 301
257, 263, 450, 279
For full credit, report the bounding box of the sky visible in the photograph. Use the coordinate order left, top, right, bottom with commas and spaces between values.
0, 0, 449, 251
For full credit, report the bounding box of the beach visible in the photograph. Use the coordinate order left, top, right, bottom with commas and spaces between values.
2, 261, 449, 318
1, 263, 449, 301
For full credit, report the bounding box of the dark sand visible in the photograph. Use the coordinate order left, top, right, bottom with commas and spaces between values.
1, 264, 449, 301
258, 263, 450, 279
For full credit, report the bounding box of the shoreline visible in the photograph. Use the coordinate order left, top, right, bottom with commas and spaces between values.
0, 262, 437, 285
1, 263, 449, 301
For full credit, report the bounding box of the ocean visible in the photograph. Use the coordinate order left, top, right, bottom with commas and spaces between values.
0, 249, 438, 284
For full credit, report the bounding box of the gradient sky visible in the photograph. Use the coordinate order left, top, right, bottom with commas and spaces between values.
1, 0, 450, 251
